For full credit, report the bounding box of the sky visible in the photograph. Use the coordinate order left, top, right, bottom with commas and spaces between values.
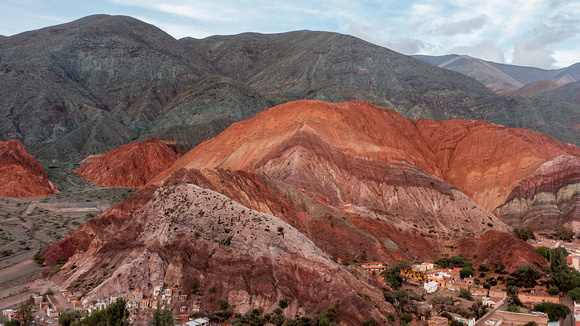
0, 0, 579, 69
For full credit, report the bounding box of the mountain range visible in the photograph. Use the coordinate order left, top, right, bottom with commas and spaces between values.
1, 14, 580, 163
414, 54, 580, 103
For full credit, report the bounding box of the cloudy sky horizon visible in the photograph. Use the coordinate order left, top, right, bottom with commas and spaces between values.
1, 0, 578, 69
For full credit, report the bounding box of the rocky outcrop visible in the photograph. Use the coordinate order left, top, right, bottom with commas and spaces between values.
45, 182, 392, 324
0, 139, 57, 198
75, 138, 179, 188
496, 156, 580, 231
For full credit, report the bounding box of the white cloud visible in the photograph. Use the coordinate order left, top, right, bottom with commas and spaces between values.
440, 15, 487, 36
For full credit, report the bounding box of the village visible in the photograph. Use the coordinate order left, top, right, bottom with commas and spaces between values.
358, 235, 580, 326
1, 237, 580, 326
1, 280, 211, 326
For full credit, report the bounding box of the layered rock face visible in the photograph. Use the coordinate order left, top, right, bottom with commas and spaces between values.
496, 155, 580, 231
0, 139, 57, 197
75, 138, 179, 187
148, 100, 559, 267
153, 100, 580, 213
45, 182, 391, 324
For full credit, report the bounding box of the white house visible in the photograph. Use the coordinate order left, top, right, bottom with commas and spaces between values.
483, 297, 504, 309
185, 317, 210, 326
424, 281, 438, 294
454, 316, 475, 326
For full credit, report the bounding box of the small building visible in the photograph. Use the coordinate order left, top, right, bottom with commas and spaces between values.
451, 314, 475, 326
3, 309, 15, 321
428, 316, 449, 326
153, 284, 164, 296
47, 308, 60, 319
428, 277, 447, 288
179, 294, 188, 301
489, 288, 508, 299
140, 299, 150, 308
471, 287, 488, 297
34, 296, 43, 305
361, 262, 386, 273
133, 290, 144, 301
494, 310, 548, 326
185, 318, 210, 326
483, 297, 504, 309
422, 262, 434, 271
424, 281, 438, 294
519, 294, 560, 305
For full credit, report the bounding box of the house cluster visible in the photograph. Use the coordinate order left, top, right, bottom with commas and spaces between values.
2, 283, 211, 325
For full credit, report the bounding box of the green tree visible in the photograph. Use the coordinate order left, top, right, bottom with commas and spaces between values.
512, 265, 542, 288
514, 226, 535, 241
533, 302, 571, 321
381, 266, 403, 289
547, 286, 560, 296
536, 247, 551, 260
569, 287, 580, 302
362, 317, 377, 326
191, 279, 200, 294
478, 264, 489, 272
15, 297, 34, 326
470, 301, 489, 319
460, 266, 475, 279
459, 288, 473, 300
59, 311, 80, 326
551, 247, 571, 290
556, 224, 574, 240
218, 299, 229, 310
73, 297, 129, 326
149, 305, 173, 326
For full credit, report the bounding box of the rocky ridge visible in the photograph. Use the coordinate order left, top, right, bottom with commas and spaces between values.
45, 182, 391, 324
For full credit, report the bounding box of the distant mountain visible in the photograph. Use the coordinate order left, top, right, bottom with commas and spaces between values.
535, 79, 580, 106
509, 80, 560, 97
414, 54, 580, 89
1, 15, 580, 162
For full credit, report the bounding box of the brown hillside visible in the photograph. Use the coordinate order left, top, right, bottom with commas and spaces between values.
0, 140, 57, 198
75, 138, 179, 188
509, 80, 560, 97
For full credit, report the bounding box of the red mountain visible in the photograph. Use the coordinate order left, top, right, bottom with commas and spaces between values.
147, 100, 566, 267
152, 100, 580, 212
75, 138, 179, 188
0, 139, 57, 198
